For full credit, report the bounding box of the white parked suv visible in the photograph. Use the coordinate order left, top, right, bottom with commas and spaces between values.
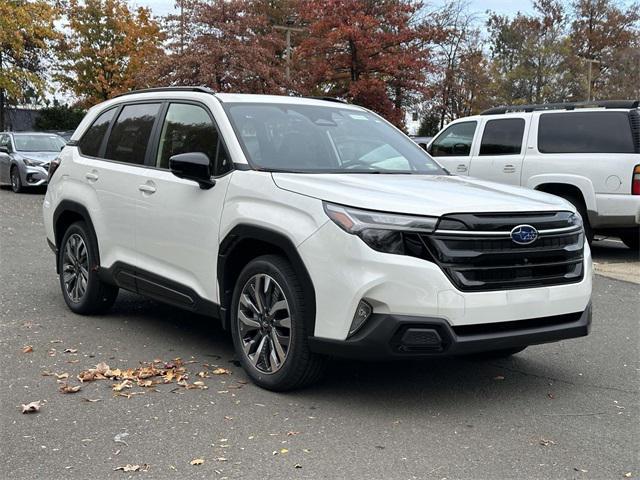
43, 87, 592, 390
427, 101, 640, 249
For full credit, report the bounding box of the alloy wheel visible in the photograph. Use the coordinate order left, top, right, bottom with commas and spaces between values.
62, 233, 89, 303
237, 273, 291, 374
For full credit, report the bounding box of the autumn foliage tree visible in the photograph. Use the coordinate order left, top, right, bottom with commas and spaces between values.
0, 0, 59, 130
295, 0, 434, 127
56, 0, 164, 107
143, 0, 287, 94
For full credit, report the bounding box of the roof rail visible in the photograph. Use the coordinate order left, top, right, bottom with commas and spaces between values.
481, 100, 639, 115
112, 86, 216, 98
304, 96, 348, 104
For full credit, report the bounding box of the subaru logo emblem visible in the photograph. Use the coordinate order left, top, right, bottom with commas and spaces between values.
510, 224, 538, 245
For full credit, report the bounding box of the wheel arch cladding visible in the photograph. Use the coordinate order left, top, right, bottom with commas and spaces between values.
218, 224, 316, 335
53, 201, 100, 273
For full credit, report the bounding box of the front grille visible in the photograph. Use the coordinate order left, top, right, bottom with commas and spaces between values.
416, 211, 585, 292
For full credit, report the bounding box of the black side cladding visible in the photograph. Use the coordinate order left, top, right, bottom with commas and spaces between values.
629, 109, 640, 153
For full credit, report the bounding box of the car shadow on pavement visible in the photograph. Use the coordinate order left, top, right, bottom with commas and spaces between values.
99, 291, 585, 413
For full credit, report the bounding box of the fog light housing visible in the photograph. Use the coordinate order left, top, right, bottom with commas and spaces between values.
348, 300, 372, 337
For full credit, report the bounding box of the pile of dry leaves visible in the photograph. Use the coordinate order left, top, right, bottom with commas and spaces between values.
43, 358, 231, 399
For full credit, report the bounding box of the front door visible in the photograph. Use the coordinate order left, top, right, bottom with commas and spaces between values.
428, 120, 478, 175
135, 102, 233, 305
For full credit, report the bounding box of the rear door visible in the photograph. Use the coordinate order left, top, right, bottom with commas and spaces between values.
468, 115, 530, 185
76, 102, 162, 270
428, 120, 478, 175
134, 101, 233, 305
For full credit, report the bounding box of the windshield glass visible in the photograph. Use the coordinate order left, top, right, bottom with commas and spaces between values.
224, 103, 446, 174
14, 135, 66, 152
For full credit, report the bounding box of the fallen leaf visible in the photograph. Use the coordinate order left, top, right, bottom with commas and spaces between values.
493, 375, 505, 381
211, 368, 231, 375
574, 468, 588, 473
22, 345, 33, 353
137, 380, 153, 388
539, 438, 556, 447
287, 431, 300, 436
112, 380, 133, 392
547, 393, 555, 399
216, 457, 227, 462
63, 348, 78, 354
82, 398, 101, 403
55, 372, 69, 380
21, 401, 42, 414
114, 464, 149, 472
280, 448, 289, 454
190, 458, 205, 466
59, 384, 82, 394
294, 464, 302, 469
623, 473, 632, 478
197, 371, 209, 378
95, 362, 110, 374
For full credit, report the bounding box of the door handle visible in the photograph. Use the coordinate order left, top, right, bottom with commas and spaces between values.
85, 172, 99, 182
456, 164, 468, 172
503, 164, 516, 173
138, 184, 157, 194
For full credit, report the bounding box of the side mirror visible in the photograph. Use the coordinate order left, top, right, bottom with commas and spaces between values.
0, 145, 9, 154
169, 152, 215, 190
425, 143, 433, 155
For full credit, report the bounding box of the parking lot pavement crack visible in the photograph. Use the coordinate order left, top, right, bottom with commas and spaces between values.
492, 364, 638, 395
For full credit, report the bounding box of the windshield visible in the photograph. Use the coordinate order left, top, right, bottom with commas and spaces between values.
224, 103, 446, 174
14, 135, 66, 152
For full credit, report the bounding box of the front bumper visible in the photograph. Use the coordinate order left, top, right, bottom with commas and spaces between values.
308, 303, 591, 359
21, 165, 48, 187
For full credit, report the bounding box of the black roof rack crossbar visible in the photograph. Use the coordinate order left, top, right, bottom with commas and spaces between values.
481, 100, 639, 115
113, 86, 216, 98
304, 96, 348, 104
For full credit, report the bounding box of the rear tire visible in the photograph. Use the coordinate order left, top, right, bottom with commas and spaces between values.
10, 166, 23, 193
230, 255, 326, 391
58, 221, 118, 314
619, 229, 639, 251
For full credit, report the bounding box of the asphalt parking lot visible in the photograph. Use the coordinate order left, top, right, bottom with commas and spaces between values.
1, 187, 639, 480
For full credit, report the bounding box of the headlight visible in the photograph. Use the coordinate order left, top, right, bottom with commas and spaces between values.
323, 202, 437, 254
23, 158, 43, 167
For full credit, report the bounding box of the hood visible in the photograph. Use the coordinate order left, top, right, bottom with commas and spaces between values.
271, 173, 573, 217
18, 151, 58, 163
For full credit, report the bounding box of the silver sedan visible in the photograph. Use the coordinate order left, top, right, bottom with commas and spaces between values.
0, 132, 66, 193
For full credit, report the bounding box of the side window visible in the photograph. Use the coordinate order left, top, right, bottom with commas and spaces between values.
105, 103, 161, 165
78, 108, 116, 157
538, 111, 635, 154
156, 103, 231, 175
479, 118, 525, 156
0, 134, 10, 151
430, 122, 477, 157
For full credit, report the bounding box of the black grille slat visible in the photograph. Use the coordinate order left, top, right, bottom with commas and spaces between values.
419, 212, 585, 292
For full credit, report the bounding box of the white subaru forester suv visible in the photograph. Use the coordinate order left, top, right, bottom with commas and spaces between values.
43, 87, 592, 391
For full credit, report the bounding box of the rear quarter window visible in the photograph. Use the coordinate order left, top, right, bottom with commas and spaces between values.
538, 111, 635, 154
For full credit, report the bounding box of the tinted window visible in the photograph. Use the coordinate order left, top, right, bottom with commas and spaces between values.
79, 108, 116, 157
156, 103, 218, 169
0, 135, 10, 150
480, 118, 525, 156
538, 111, 635, 154
225, 103, 445, 174
430, 122, 477, 157
105, 103, 160, 164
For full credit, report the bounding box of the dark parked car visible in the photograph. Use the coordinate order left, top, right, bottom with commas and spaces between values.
0, 132, 66, 192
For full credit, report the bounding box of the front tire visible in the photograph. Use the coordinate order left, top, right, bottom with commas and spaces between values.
58, 221, 118, 314
10, 166, 23, 193
230, 255, 326, 391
